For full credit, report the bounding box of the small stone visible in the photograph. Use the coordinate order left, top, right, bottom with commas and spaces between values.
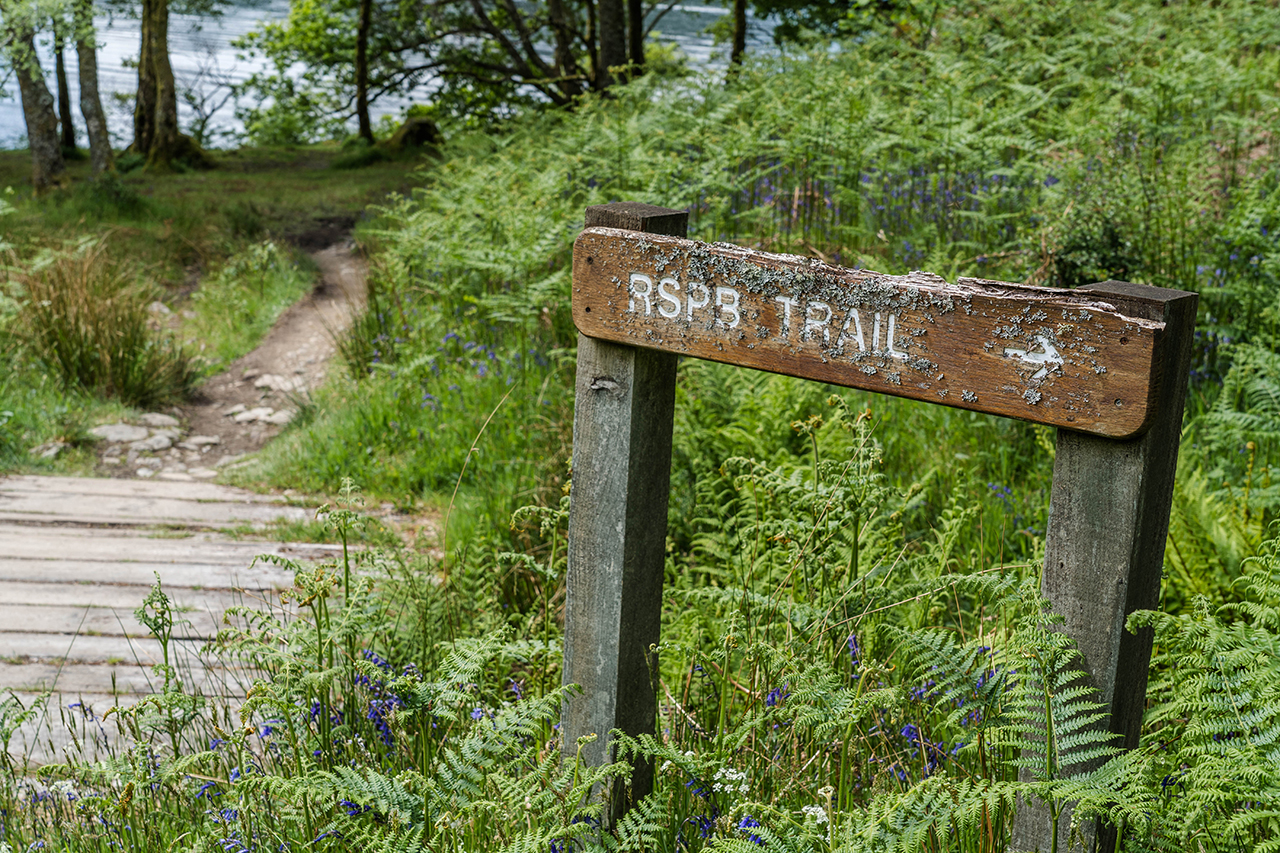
29, 441, 66, 459
223, 404, 247, 416
254, 374, 303, 393
242, 368, 261, 380
129, 434, 173, 452
102, 457, 122, 466
147, 300, 172, 316
136, 468, 156, 478
89, 423, 149, 443
102, 444, 123, 458
181, 309, 196, 320
166, 461, 188, 472
186, 435, 221, 447
234, 407, 274, 423
189, 467, 218, 479
136, 456, 163, 469
157, 471, 194, 482
139, 412, 180, 428
215, 453, 247, 468
264, 410, 294, 425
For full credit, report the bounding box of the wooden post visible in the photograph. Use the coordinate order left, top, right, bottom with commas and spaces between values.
1010, 281, 1197, 852
562, 202, 687, 823
566, 216, 1196, 843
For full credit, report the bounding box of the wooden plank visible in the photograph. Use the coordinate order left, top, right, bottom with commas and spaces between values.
5, 691, 248, 767
572, 229, 1168, 438
0, 524, 342, 566
563, 203, 685, 824
0, 664, 250, 697
1, 633, 197, 664
0, 496, 309, 527
0, 603, 222, 639
0, 557, 294, 590
1010, 282, 1197, 852
0, 475, 292, 502
0, 580, 246, 611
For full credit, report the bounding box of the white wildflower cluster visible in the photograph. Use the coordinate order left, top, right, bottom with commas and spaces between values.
801, 804, 829, 825
712, 767, 749, 795
50, 779, 79, 800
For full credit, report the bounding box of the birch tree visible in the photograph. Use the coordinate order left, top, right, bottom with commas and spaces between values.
72, 0, 113, 174
1, 0, 67, 191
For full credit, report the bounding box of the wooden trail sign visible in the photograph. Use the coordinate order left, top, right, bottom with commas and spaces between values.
562, 203, 1197, 852
573, 227, 1170, 439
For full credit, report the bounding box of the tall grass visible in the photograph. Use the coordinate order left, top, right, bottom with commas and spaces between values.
8, 242, 199, 409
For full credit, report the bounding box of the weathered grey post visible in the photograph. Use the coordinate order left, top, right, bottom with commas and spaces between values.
1010, 282, 1197, 853
561, 202, 687, 822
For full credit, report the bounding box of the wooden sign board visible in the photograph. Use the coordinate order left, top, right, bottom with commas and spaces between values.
572, 228, 1168, 438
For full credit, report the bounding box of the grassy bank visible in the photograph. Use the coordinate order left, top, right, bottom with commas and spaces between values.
0, 144, 424, 473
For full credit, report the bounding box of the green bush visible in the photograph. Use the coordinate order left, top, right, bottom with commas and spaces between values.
10, 243, 198, 408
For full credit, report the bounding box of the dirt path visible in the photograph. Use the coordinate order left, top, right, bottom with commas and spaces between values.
92, 241, 368, 478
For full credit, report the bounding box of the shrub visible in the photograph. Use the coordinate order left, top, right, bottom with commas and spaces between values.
11, 243, 198, 408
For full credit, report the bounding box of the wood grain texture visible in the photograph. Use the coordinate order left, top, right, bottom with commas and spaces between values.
573, 229, 1173, 438
562, 203, 684, 823
1010, 282, 1198, 853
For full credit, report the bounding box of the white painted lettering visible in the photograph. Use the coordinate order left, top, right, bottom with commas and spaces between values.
686, 281, 710, 322
886, 314, 906, 360
873, 313, 882, 351
803, 302, 834, 344
658, 277, 681, 319
775, 295, 799, 337
836, 307, 865, 354
715, 287, 741, 329
628, 273, 654, 315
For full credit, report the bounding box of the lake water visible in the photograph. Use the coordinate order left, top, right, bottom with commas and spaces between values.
0, 1, 775, 150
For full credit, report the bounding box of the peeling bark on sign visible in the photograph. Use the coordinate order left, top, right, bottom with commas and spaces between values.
572, 228, 1168, 438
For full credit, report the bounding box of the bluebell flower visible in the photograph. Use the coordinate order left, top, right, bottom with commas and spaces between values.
738, 815, 765, 845
340, 799, 371, 817
847, 633, 861, 669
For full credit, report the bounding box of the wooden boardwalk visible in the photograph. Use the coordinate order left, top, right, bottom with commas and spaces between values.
0, 475, 335, 764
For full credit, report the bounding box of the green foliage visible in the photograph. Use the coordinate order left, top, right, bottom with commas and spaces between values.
332, 140, 389, 170
1125, 532, 1280, 851
186, 239, 316, 372
5, 242, 198, 408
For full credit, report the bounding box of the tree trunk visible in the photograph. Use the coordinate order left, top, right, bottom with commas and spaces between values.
548, 0, 584, 98
74, 0, 115, 175
134, 0, 157, 154
54, 24, 77, 150
729, 0, 747, 70
586, 0, 600, 88
145, 0, 183, 168
627, 0, 643, 71
597, 0, 625, 86
355, 0, 373, 142
10, 30, 67, 192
